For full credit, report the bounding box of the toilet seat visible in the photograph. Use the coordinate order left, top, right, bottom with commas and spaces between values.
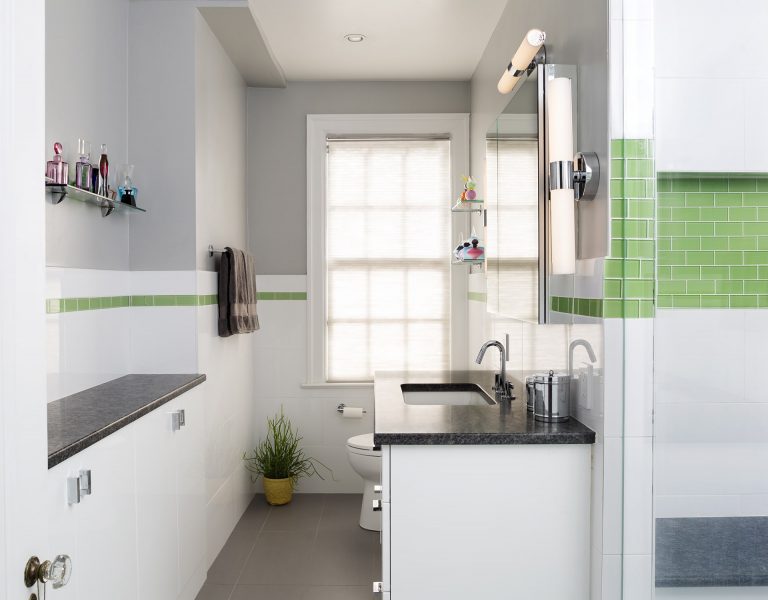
347, 433, 380, 457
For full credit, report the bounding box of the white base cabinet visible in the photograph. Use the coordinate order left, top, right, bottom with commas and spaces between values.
46, 385, 206, 600
379, 443, 591, 599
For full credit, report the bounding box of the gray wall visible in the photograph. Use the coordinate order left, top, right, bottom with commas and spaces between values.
470, 0, 609, 258
46, 0, 130, 270
246, 81, 471, 274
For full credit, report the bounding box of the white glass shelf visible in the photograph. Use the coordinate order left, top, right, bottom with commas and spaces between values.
451, 200, 484, 213
45, 181, 146, 217
452, 258, 485, 265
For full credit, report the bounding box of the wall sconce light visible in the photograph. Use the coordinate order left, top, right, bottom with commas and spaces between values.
497, 29, 547, 94
547, 77, 600, 274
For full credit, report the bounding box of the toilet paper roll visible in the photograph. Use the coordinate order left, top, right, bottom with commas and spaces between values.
341, 406, 364, 419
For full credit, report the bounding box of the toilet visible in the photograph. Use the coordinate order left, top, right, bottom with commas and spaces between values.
346, 433, 382, 531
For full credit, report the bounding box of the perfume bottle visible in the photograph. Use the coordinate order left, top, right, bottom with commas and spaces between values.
97, 144, 109, 197
45, 142, 69, 185
117, 164, 138, 206
75, 139, 92, 191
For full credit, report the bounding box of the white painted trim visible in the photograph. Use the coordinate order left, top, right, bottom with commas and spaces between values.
306, 113, 470, 384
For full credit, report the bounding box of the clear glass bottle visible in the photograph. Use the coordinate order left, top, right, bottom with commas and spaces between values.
45, 142, 69, 185
97, 144, 109, 197
74, 139, 92, 191
117, 164, 138, 206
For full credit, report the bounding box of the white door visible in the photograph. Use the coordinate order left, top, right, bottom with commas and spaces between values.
0, 1, 51, 599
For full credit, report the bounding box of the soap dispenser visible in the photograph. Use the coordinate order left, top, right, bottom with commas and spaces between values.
74, 139, 92, 191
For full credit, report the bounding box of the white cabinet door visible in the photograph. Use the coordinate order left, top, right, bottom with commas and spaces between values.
174, 387, 206, 599
135, 401, 182, 600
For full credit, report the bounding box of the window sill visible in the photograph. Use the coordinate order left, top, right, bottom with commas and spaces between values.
301, 382, 374, 389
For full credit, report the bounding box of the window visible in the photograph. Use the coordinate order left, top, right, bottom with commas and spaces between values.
324, 139, 451, 381
307, 114, 469, 385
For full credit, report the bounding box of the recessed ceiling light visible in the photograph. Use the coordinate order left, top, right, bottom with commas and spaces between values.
344, 34, 366, 43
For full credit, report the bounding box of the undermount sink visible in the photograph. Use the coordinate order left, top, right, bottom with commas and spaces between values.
401, 383, 496, 406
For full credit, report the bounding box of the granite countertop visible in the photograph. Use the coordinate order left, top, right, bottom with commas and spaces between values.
656, 517, 768, 588
48, 373, 206, 468
373, 370, 595, 445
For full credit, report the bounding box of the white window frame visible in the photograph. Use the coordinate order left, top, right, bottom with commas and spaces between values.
306, 114, 470, 386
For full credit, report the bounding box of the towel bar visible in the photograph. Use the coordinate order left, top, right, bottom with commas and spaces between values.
208, 244, 226, 257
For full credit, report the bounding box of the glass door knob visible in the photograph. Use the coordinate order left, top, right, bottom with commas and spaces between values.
24, 554, 72, 589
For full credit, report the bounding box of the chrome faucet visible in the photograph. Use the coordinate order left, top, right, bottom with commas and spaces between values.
475, 340, 513, 400
568, 339, 597, 374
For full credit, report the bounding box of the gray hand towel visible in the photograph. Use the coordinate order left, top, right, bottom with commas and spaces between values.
218, 247, 259, 337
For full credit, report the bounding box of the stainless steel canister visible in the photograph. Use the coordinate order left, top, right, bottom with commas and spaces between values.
525, 376, 537, 412
533, 371, 571, 423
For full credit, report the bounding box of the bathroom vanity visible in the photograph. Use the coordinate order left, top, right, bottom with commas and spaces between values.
373, 370, 595, 600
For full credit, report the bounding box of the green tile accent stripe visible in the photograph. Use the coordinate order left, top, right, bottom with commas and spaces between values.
657, 175, 768, 309
46, 292, 307, 313
550, 296, 604, 318
468, 291, 487, 302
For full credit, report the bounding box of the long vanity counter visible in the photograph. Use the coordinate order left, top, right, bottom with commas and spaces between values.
373, 370, 595, 446
48, 373, 206, 468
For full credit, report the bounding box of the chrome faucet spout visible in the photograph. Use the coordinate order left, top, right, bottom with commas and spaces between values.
476, 340, 512, 400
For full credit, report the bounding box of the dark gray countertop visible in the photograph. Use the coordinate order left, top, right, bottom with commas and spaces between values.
373, 370, 595, 445
48, 373, 206, 468
656, 517, 768, 588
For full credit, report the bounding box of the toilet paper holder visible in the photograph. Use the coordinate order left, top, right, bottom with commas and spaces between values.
337, 403, 367, 414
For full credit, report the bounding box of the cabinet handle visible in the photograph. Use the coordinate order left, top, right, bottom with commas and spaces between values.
79, 469, 92, 496
178, 409, 186, 427
372, 499, 382, 512
171, 410, 182, 432
373, 582, 383, 593
374, 485, 382, 494
67, 477, 80, 505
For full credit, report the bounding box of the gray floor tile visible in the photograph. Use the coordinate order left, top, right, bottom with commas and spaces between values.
301, 586, 372, 600
318, 494, 364, 531
230, 584, 306, 600
238, 530, 317, 585
262, 493, 326, 532
306, 529, 379, 586
195, 582, 234, 600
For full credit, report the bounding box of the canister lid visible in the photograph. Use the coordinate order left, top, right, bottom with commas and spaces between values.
533, 370, 570, 383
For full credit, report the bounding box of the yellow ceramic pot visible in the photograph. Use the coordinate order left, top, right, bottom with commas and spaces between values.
263, 477, 293, 505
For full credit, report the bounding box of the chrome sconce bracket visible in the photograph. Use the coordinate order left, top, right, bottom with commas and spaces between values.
548, 151, 600, 201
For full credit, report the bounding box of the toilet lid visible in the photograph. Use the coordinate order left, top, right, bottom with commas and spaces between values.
347, 433, 379, 452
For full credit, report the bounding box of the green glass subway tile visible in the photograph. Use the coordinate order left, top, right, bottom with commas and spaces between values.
757, 179, 768, 192
744, 222, 768, 235
744, 251, 768, 265
731, 266, 758, 279
700, 179, 729, 192
658, 266, 672, 280
671, 179, 700, 193
658, 251, 685, 266
673, 266, 702, 279
758, 237, 768, 250
731, 295, 759, 308
626, 240, 654, 258
717, 222, 744, 236
658, 178, 672, 193
47, 299, 61, 314
624, 139, 650, 159
603, 299, 623, 318
176, 295, 196, 306
117, 296, 130, 308
714, 193, 743, 207
611, 220, 624, 238
610, 139, 624, 159
563, 297, 574, 313
640, 260, 655, 279
604, 279, 622, 298
686, 251, 715, 265
627, 199, 654, 219
625, 159, 654, 178
716, 280, 744, 294
760, 266, 768, 279
611, 159, 625, 178
671, 237, 700, 251
658, 207, 672, 221
289, 292, 308, 300
730, 207, 758, 221
623, 300, 640, 318
591, 299, 604, 318
153, 295, 176, 306
76, 298, 90, 311
657, 238, 672, 251
671, 208, 700, 221
610, 179, 624, 199
714, 251, 744, 265
700, 266, 729, 280
729, 178, 757, 193
657, 295, 674, 308
658, 280, 687, 295
701, 295, 730, 308
622, 219, 649, 238
610, 239, 625, 259
700, 237, 729, 251
624, 260, 641, 278
624, 280, 654, 298
604, 259, 624, 278
685, 193, 715, 207
742, 193, 768, 207
757, 208, 768, 221
257, 292, 275, 300
624, 179, 647, 199
687, 280, 716, 294
611, 199, 626, 219
130, 295, 150, 307
673, 295, 700, 308
659, 222, 686, 236
63, 299, 78, 312
760, 295, 768, 308
272, 292, 291, 300
90, 298, 104, 310
638, 301, 655, 318
730, 237, 758, 251
699, 208, 729, 221
685, 222, 716, 236
745, 280, 768, 294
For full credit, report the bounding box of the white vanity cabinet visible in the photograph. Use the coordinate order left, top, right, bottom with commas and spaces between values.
46, 385, 206, 600
378, 443, 592, 599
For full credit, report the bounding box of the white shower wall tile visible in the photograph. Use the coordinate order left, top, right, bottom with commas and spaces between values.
623, 319, 653, 438
601, 554, 622, 600
623, 18, 654, 139
129, 306, 198, 372
610, 18, 624, 139
655, 493, 768, 519
46, 267, 130, 297
257, 274, 307, 292
603, 319, 624, 438
622, 554, 652, 600
623, 436, 653, 555
129, 270, 196, 295
603, 436, 624, 555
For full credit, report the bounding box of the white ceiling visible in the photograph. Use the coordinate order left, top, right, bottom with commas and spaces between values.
247, 0, 509, 81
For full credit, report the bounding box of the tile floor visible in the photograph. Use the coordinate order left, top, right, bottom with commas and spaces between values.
196, 494, 380, 600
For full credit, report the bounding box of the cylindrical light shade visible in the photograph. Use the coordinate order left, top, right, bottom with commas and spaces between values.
547, 77, 576, 274
550, 188, 576, 274
497, 28, 546, 94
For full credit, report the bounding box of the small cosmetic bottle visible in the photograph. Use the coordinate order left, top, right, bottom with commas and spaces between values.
75, 139, 92, 191
97, 144, 109, 197
45, 142, 69, 185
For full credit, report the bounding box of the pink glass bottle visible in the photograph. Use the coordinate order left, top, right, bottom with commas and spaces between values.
97, 144, 109, 197
46, 142, 69, 184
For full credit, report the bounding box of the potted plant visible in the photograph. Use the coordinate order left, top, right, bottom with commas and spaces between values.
243, 409, 331, 505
